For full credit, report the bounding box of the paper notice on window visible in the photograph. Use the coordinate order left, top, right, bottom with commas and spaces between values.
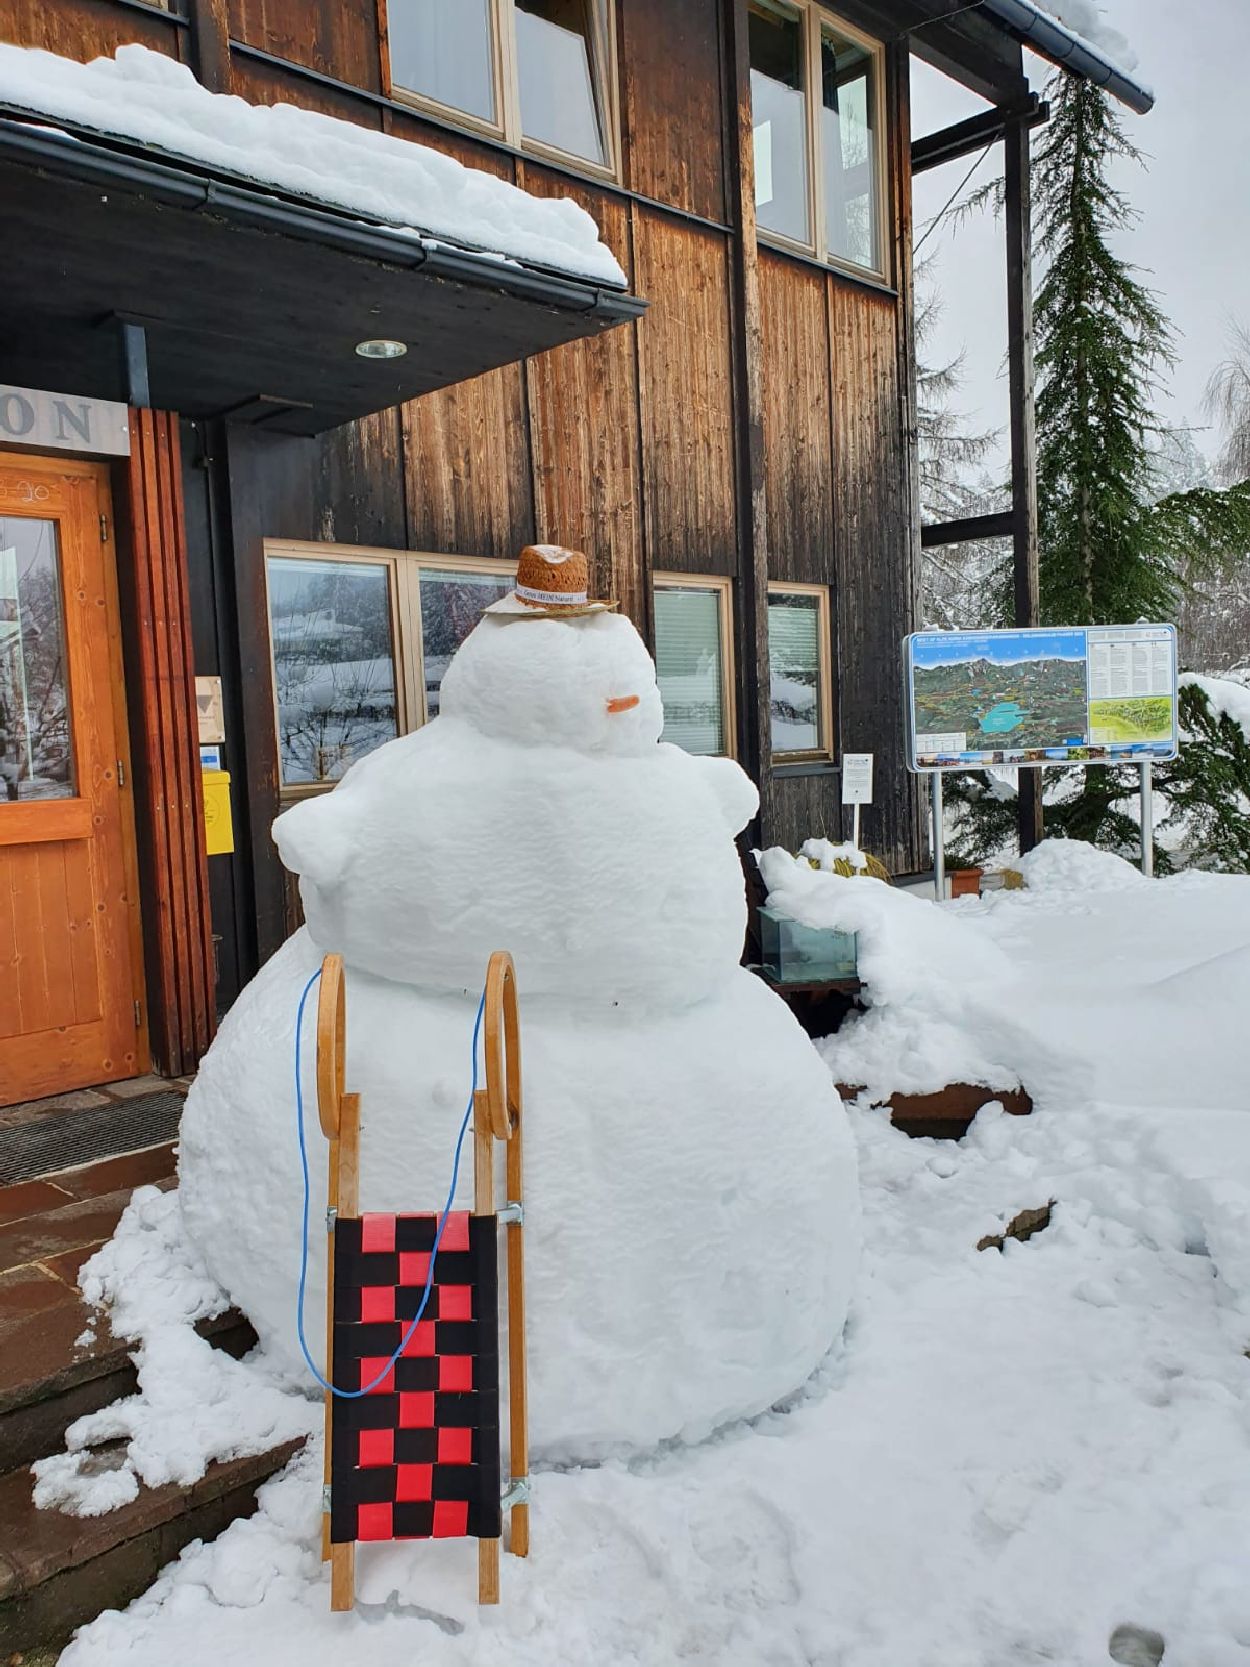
1086, 628, 1173, 699
754, 121, 774, 207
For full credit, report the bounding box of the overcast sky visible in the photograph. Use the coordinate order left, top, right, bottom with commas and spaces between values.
910, 0, 1250, 477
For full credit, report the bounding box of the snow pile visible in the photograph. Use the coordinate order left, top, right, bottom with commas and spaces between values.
1014, 835, 1145, 893
1182, 671, 1250, 740
32, 1187, 315, 1516
760, 838, 1250, 1118
0, 43, 625, 285
180, 609, 859, 1457
758, 846, 1036, 1098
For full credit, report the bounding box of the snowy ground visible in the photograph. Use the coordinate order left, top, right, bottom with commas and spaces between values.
52, 844, 1250, 1666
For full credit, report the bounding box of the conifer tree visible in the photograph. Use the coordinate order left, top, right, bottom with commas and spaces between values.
948, 74, 1250, 872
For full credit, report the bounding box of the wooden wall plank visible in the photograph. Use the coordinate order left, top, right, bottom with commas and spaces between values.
619, 0, 726, 224
229, 53, 384, 123
117, 410, 217, 1075
0, 0, 179, 59
402, 367, 535, 562
828, 279, 919, 870
759, 251, 835, 586
633, 209, 736, 578
517, 163, 645, 627
227, 0, 383, 93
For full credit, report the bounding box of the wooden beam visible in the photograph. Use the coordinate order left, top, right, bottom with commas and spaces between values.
721, 0, 772, 815
912, 96, 1047, 176
185, 0, 233, 93
921, 510, 1015, 548
1004, 114, 1044, 855
908, 9, 1030, 110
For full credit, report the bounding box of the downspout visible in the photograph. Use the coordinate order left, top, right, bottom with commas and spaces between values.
978, 0, 1155, 115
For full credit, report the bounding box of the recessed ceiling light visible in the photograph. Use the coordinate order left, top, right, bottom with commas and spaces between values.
355, 338, 407, 360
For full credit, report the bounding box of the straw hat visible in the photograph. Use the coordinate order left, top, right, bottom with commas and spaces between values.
484, 544, 616, 618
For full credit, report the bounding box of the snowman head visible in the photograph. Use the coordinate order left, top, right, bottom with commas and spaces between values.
439, 609, 665, 756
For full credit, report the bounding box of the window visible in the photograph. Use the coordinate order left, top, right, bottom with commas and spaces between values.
767, 583, 833, 758
748, 2, 887, 279
652, 575, 736, 758
387, 0, 617, 175
265, 542, 515, 795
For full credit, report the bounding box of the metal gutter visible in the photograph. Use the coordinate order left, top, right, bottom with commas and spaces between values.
0, 116, 647, 324
978, 0, 1154, 114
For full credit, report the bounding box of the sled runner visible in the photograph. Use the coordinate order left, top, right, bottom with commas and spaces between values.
316, 949, 529, 1609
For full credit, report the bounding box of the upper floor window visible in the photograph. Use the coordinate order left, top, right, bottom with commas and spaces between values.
748, 1, 886, 279
387, 0, 617, 175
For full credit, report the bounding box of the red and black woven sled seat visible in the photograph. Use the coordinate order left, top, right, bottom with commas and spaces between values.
329, 1210, 501, 1545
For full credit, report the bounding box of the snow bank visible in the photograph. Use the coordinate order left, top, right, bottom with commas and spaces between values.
32, 1187, 315, 1516
0, 43, 625, 286
1015, 836, 1145, 893
58, 1086, 1250, 1667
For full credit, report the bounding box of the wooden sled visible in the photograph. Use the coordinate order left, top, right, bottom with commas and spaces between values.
315, 949, 529, 1609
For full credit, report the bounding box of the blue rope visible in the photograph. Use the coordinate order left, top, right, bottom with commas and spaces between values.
293, 965, 487, 1398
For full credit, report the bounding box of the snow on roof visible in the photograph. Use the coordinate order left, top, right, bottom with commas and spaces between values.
1036, 1, 1139, 73
0, 42, 627, 288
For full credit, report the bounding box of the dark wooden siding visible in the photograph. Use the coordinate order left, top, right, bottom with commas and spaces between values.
620, 0, 726, 224
633, 212, 737, 579
0, 0, 180, 59
228, 0, 383, 92
517, 166, 647, 627
759, 250, 836, 587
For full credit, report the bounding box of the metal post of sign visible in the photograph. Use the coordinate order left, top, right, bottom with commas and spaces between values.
852, 804, 861, 850
931, 771, 946, 900
1139, 761, 1154, 878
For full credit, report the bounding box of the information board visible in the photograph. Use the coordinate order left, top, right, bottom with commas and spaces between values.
904, 625, 1178, 772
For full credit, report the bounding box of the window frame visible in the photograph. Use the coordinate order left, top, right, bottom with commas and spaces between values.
381, 0, 622, 184
749, 0, 890, 284
264, 539, 517, 800
651, 571, 738, 761
766, 579, 835, 763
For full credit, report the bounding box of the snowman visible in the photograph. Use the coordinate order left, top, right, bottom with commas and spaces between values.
178, 545, 860, 1459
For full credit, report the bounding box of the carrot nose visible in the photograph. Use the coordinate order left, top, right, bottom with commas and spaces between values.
606, 694, 640, 715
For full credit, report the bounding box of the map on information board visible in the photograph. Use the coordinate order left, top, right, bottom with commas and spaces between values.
904, 625, 1178, 771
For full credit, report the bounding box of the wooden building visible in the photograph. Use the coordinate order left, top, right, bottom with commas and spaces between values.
0, 0, 1150, 1106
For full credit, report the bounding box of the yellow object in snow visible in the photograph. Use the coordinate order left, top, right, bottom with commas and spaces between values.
202, 768, 234, 856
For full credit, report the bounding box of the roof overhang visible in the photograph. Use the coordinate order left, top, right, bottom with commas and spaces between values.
0, 115, 646, 437
841, 1, 1151, 116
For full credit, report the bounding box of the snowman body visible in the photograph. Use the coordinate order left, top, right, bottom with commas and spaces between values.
178, 613, 860, 1457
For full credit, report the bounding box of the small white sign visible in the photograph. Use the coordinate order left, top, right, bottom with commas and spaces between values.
842, 753, 874, 805
0, 385, 130, 457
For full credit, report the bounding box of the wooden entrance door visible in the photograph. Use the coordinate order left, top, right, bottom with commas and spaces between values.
0, 452, 146, 1105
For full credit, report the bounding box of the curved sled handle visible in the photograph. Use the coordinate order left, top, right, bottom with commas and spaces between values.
316, 955, 346, 1141
483, 951, 522, 1143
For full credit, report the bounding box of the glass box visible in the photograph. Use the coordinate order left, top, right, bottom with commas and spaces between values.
758, 906, 858, 983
